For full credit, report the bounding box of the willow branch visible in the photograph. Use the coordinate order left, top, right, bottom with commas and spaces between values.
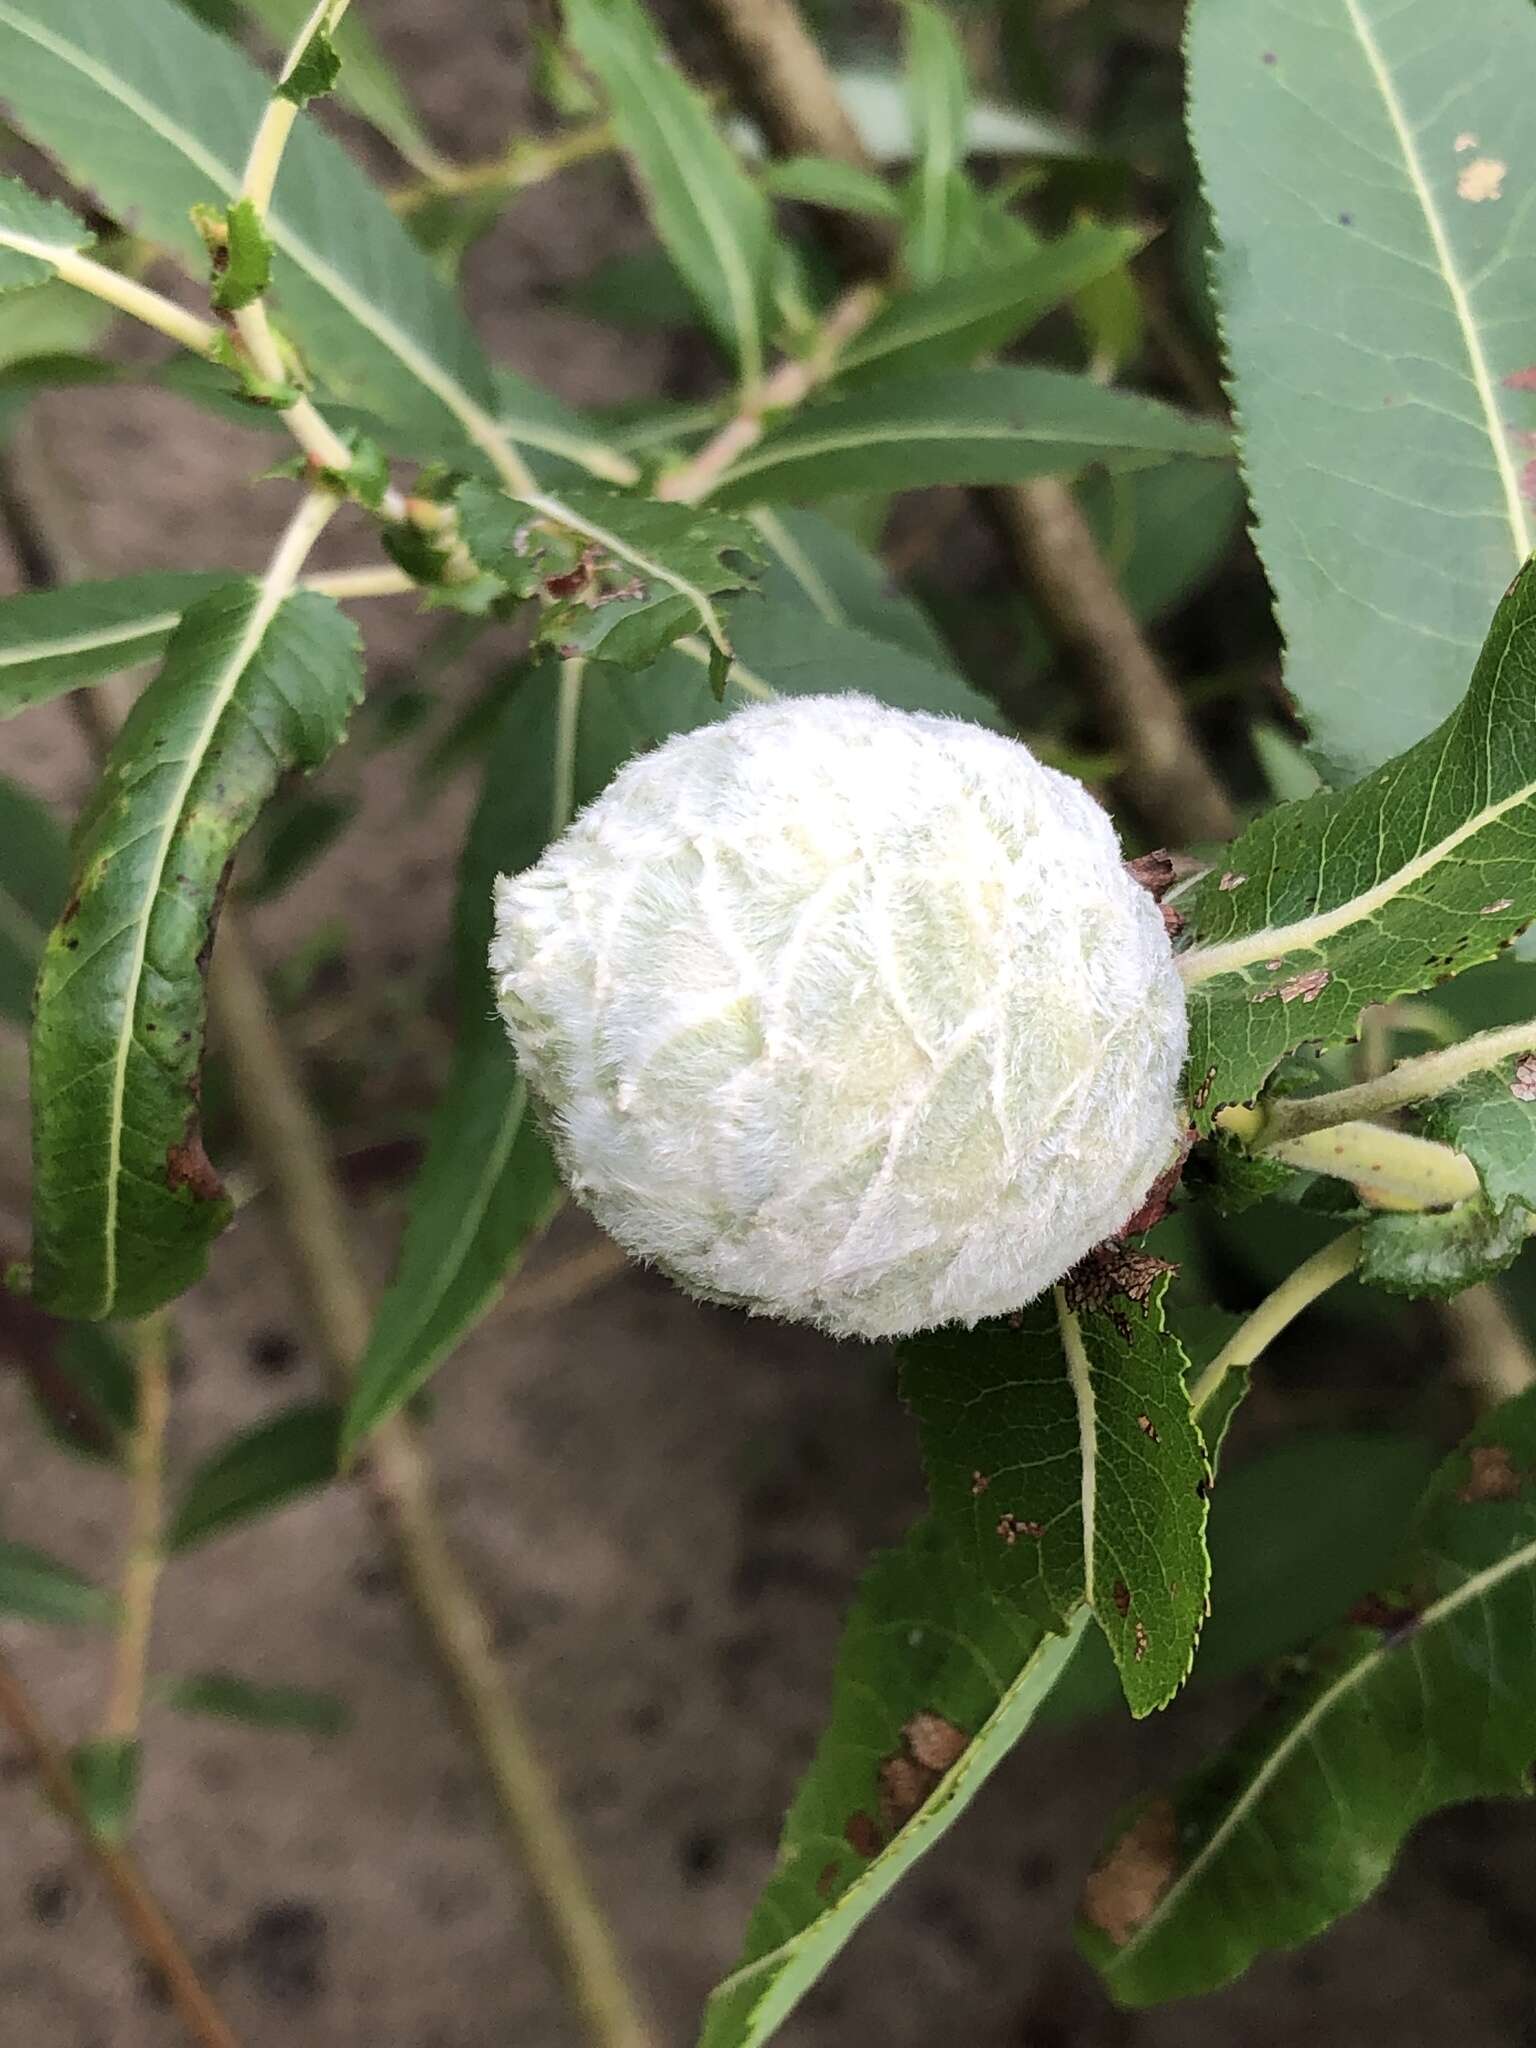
656, 284, 884, 505
0, 1651, 245, 2048
207, 924, 655, 2048
694, 0, 1236, 846
101, 1310, 171, 1744
0, 239, 221, 356
389, 119, 616, 214
1188, 1227, 1364, 1414
1254, 1018, 1536, 1148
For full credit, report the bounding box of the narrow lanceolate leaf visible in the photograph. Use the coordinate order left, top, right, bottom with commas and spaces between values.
563, 0, 779, 383
902, 1276, 1211, 1717
756, 156, 902, 221
838, 223, 1145, 385
455, 480, 762, 665
0, 174, 91, 292
697, 1521, 1090, 2048
1178, 561, 1536, 1131
1188, 0, 1536, 779
0, 1540, 114, 1625
29, 583, 362, 1319
1082, 1387, 1536, 2003
159, 1669, 349, 1735
749, 507, 955, 666
0, 0, 503, 460
343, 684, 562, 1453
0, 773, 67, 1025
0, 573, 225, 718
167, 1402, 342, 1551
708, 368, 1230, 507
901, 0, 970, 284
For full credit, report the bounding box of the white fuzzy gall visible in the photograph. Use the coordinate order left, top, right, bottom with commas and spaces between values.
490, 694, 1188, 1340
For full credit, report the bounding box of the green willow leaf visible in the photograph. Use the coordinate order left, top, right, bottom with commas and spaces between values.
0, 0, 504, 461
902, 1277, 1211, 1717
343, 683, 563, 1453
455, 480, 763, 664
0, 1540, 114, 1624
839, 222, 1145, 385
0, 573, 225, 718
167, 1401, 342, 1551
1082, 1386, 1536, 2002
0, 773, 68, 1025
1188, 0, 1536, 779
901, 0, 970, 284
29, 582, 362, 1319
748, 507, 955, 666
0, 173, 91, 292
697, 1521, 1090, 2048
1178, 561, 1536, 1130
757, 155, 902, 220
159, 1669, 350, 1735
563, 0, 779, 383
708, 367, 1230, 507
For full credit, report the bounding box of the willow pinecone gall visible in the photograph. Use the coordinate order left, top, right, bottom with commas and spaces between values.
490, 693, 1188, 1339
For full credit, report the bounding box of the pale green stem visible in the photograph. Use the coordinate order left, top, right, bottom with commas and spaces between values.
0, 241, 222, 357
1189, 1228, 1365, 1415
1215, 1106, 1483, 1209
1257, 1018, 1536, 1146
101, 1310, 172, 1744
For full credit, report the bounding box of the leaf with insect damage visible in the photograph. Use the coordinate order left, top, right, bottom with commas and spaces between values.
902, 1272, 1210, 1718
28, 582, 361, 1318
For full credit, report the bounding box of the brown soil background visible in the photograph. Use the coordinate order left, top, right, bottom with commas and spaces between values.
2, 4, 1534, 2044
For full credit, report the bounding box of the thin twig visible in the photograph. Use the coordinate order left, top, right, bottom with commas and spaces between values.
0, 1650, 245, 2048
694, 0, 1237, 846
1188, 1227, 1364, 1414
0, 239, 221, 356
1253, 1017, 1536, 1148
207, 923, 656, 2048
656, 284, 884, 505
101, 1311, 171, 1744
389, 119, 616, 213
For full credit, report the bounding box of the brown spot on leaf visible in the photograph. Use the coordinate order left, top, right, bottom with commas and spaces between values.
1112, 1579, 1131, 1617
997, 1511, 1044, 1546
843, 1811, 881, 1859
165, 1131, 225, 1205
816, 1861, 839, 1899
1481, 899, 1516, 916
1125, 850, 1177, 899
1280, 967, 1331, 1004
1081, 1800, 1179, 1947
903, 1712, 969, 1774
1137, 1413, 1160, 1443
1218, 871, 1246, 892
1265, 957, 1285, 972
1504, 366, 1536, 392
1457, 157, 1506, 202
1193, 1066, 1217, 1112
1455, 131, 1478, 153
58, 890, 81, 926
1133, 1620, 1150, 1662
1348, 1592, 1421, 1642
1458, 1442, 1524, 1503
970, 1470, 990, 1496
1117, 1141, 1193, 1239
878, 1752, 939, 1834
1511, 1055, 1536, 1104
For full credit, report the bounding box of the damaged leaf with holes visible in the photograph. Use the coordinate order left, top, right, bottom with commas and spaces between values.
455, 480, 764, 669
902, 1273, 1211, 1718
